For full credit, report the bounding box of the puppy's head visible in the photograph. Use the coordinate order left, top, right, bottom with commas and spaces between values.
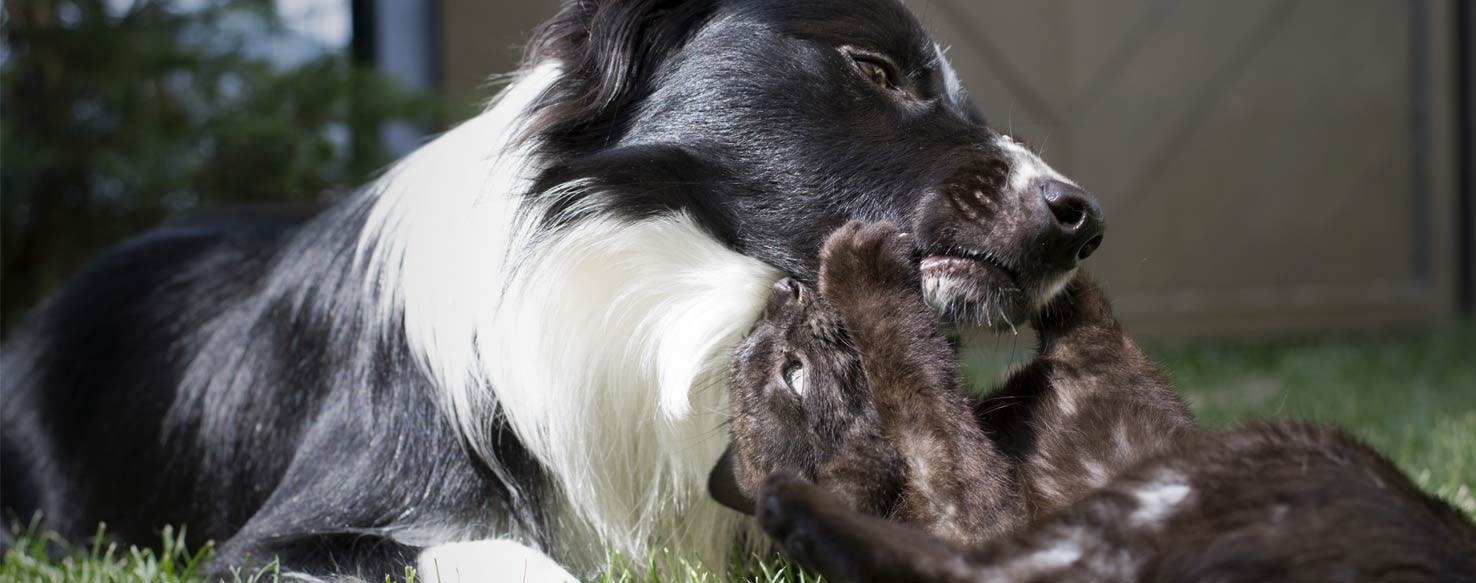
529, 0, 1103, 327
712, 278, 866, 513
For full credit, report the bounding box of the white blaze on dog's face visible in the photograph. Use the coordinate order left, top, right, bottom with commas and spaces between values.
917, 132, 1099, 327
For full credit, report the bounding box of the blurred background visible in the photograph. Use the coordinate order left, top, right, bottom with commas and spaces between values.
2, 0, 1473, 340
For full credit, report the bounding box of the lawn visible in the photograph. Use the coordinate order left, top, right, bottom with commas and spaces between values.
4, 321, 1473, 582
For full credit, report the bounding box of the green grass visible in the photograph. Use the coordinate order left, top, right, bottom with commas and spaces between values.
1159, 322, 1476, 517
0, 523, 278, 583
5, 322, 1473, 582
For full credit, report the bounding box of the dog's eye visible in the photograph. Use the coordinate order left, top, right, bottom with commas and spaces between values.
852, 57, 897, 91
782, 361, 807, 395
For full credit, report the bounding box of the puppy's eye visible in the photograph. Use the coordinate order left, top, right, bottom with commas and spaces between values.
852, 57, 897, 91
782, 361, 807, 395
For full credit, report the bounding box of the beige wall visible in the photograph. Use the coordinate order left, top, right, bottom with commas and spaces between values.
438, 2, 556, 106
922, 0, 1461, 338
438, 1, 1464, 339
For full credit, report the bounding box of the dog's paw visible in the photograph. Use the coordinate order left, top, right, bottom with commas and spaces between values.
819, 221, 918, 309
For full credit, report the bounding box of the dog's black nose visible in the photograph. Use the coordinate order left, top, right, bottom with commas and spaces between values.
1041, 180, 1105, 266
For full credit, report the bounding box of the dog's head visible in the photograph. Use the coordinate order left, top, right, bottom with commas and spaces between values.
527, 0, 1103, 326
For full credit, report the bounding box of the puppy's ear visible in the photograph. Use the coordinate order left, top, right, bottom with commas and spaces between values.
708, 446, 757, 515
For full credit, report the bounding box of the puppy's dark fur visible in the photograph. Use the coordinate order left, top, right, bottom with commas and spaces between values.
717, 221, 1022, 545
718, 222, 1476, 582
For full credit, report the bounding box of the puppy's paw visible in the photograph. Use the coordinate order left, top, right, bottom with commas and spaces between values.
1035, 270, 1117, 334
756, 472, 829, 567
819, 221, 918, 310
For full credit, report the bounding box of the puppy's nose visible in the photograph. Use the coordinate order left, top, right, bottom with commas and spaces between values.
1041, 180, 1105, 266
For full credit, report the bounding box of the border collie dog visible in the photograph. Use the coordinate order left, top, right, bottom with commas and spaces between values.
0, 0, 1102, 578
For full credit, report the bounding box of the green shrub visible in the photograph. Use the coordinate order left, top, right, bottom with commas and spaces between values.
1, 0, 452, 333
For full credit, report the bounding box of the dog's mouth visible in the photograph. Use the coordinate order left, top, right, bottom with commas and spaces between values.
918, 245, 1020, 285
916, 244, 1069, 329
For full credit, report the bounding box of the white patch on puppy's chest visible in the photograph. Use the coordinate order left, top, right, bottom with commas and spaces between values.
1129, 471, 1193, 526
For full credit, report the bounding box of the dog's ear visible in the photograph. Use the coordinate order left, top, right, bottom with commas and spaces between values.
708, 445, 757, 515
524, 0, 714, 145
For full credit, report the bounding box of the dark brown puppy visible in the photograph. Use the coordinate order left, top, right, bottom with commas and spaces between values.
720, 222, 1476, 582
714, 221, 1023, 546
714, 219, 1188, 537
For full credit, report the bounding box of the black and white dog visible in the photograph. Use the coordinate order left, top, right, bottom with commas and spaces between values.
0, 0, 1103, 578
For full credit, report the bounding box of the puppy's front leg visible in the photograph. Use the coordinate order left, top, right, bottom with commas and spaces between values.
757, 473, 981, 583
819, 221, 1022, 544
978, 273, 1195, 516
